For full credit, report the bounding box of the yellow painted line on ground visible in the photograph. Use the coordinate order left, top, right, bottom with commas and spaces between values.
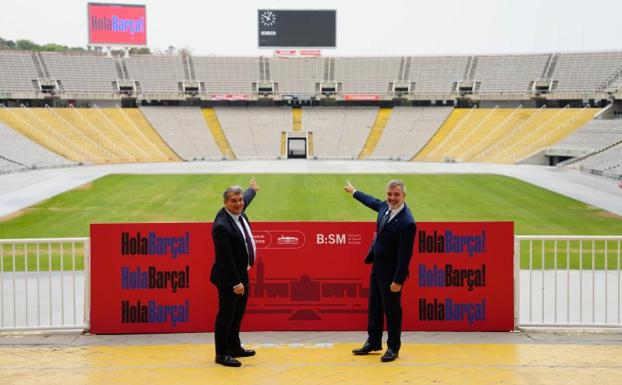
1, 343, 621, 385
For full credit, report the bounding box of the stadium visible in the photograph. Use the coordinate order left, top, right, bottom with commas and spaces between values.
1, 1, 622, 384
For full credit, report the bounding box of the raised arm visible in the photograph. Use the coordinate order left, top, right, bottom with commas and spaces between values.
243, 177, 259, 209
344, 180, 383, 212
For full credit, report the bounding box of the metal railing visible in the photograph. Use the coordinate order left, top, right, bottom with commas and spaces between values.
515, 235, 622, 328
1, 236, 620, 331
0, 238, 90, 331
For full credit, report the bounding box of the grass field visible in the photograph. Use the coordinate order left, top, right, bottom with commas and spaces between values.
0, 173, 621, 271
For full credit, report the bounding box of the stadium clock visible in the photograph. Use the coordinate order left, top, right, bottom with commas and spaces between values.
260, 10, 277, 27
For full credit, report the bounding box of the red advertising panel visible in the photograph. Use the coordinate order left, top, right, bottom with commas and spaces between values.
88, 3, 147, 46
90, 222, 513, 333
210, 94, 251, 101
344, 94, 380, 101
90, 223, 212, 333
412, 222, 514, 331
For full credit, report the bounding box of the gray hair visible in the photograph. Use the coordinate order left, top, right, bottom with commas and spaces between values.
223, 185, 243, 200
386, 179, 406, 194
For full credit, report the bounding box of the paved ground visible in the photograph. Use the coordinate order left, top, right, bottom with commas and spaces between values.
1, 161, 621, 218
1, 330, 621, 385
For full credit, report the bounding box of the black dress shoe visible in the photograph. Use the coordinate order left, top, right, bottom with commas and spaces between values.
215, 355, 241, 367
352, 342, 382, 355
230, 348, 256, 358
380, 348, 399, 362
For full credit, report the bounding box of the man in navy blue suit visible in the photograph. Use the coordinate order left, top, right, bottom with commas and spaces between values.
344, 179, 416, 362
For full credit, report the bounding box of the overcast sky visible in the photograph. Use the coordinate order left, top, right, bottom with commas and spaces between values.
2, 0, 622, 56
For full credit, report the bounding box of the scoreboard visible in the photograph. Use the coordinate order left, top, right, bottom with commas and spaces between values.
258, 10, 336, 48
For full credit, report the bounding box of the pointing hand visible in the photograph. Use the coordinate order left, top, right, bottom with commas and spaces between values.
344, 180, 355, 194
250, 177, 260, 192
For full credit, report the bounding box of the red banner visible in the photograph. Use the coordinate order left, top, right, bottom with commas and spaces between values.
90, 221, 513, 333
344, 94, 380, 101
210, 94, 251, 101
88, 3, 147, 46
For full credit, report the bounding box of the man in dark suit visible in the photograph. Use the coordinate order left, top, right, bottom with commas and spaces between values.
344, 179, 416, 362
210, 178, 260, 367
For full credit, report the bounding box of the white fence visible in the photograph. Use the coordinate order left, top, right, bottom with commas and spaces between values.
515, 236, 622, 327
0, 238, 89, 331
0, 236, 620, 331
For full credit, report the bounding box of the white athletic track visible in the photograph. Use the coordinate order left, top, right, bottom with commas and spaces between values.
0, 161, 621, 218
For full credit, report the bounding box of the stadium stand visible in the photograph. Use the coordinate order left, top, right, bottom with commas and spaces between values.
334, 57, 400, 93
140, 106, 221, 161
0, 107, 179, 164
408, 56, 469, 94
0, 121, 73, 171
548, 119, 622, 157
40, 52, 117, 94
369, 107, 453, 160
415, 107, 598, 163
0, 51, 38, 92
474, 54, 550, 93
269, 57, 324, 98
193, 57, 259, 95
302, 107, 377, 159
124, 55, 186, 94
553, 52, 622, 92
576, 142, 622, 174
213, 107, 292, 159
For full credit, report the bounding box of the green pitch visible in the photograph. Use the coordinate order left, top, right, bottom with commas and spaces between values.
0, 174, 620, 271
1, 173, 621, 238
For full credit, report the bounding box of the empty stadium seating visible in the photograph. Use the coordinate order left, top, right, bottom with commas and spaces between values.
553, 52, 622, 92
213, 107, 292, 159
124, 55, 186, 94
0, 107, 179, 164
41, 52, 118, 94
474, 55, 550, 93
302, 107, 377, 159
193, 57, 259, 95
1, 50, 622, 97
0, 51, 38, 92
549, 119, 622, 155
140, 106, 222, 161
269, 57, 324, 98
369, 107, 453, 160
576, 143, 622, 173
415, 107, 598, 164
408, 56, 469, 94
334, 57, 401, 94
0, 121, 73, 171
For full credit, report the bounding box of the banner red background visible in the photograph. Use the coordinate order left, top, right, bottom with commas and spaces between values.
90, 221, 513, 334
88, 3, 147, 45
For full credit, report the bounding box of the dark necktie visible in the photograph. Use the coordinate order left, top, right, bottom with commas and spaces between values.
239, 216, 255, 267
378, 210, 390, 232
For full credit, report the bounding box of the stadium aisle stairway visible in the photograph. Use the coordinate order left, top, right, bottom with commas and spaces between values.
415, 108, 598, 164
202, 107, 236, 160
357, 107, 392, 159
292, 107, 302, 132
